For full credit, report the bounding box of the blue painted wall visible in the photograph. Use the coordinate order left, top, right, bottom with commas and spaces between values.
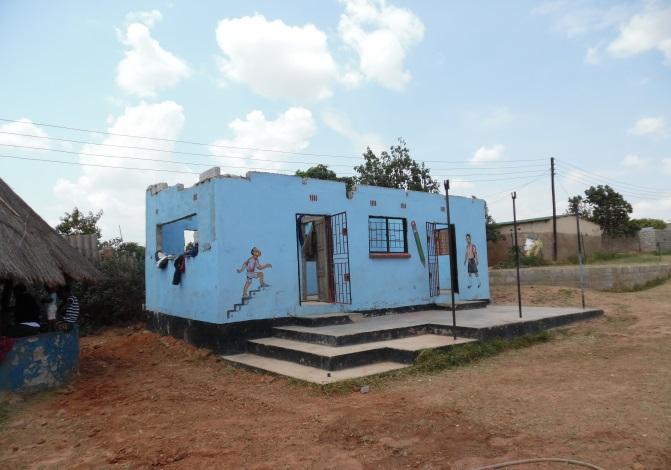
0, 328, 79, 393
146, 172, 490, 324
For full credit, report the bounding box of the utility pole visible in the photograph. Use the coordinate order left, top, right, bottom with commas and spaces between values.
444, 180, 457, 340
551, 157, 557, 262
512, 192, 522, 318
575, 212, 586, 309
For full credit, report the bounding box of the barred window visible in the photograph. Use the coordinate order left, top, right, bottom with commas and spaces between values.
368, 216, 408, 253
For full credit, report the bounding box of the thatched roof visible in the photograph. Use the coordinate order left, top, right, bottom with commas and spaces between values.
0, 178, 100, 285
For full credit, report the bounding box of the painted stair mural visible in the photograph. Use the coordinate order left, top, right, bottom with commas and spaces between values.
226, 287, 265, 319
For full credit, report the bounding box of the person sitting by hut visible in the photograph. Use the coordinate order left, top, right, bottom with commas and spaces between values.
56, 285, 79, 332
7, 284, 41, 337
42, 284, 59, 332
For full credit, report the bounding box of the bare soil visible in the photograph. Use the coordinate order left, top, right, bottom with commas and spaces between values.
1, 282, 670, 469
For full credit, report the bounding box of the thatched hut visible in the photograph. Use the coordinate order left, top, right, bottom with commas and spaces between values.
0, 178, 100, 332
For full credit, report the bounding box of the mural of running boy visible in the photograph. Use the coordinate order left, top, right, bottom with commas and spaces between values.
463, 233, 481, 289
237, 247, 272, 299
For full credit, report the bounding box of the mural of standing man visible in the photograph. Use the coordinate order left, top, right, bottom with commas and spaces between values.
464, 234, 481, 289
237, 246, 272, 299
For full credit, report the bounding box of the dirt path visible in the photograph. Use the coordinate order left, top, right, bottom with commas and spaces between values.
1, 283, 670, 469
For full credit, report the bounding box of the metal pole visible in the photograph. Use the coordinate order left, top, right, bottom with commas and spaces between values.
551, 157, 557, 262
444, 180, 457, 340
575, 213, 586, 309
511, 192, 522, 318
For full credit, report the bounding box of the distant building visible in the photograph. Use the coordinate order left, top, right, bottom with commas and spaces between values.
497, 215, 602, 238
489, 215, 602, 263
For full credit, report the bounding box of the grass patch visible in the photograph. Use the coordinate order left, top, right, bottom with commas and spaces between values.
0, 401, 10, 425
318, 331, 553, 395
608, 275, 670, 293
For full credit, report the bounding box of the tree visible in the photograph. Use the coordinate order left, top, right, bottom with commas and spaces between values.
566, 195, 591, 219
628, 218, 667, 230
56, 207, 103, 239
485, 204, 503, 242
295, 164, 338, 180
566, 185, 633, 236
354, 138, 439, 193
295, 164, 355, 193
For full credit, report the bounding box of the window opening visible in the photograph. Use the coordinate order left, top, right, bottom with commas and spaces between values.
369, 216, 408, 253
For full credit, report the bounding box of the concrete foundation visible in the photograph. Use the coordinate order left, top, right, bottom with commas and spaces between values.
489, 263, 671, 291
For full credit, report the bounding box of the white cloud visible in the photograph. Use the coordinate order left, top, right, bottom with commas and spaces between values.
584, 45, 602, 64
209, 107, 316, 174
534, 1, 632, 38
54, 101, 189, 242
632, 196, 671, 220
663, 158, 671, 175
215, 15, 338, 101
338, 0, 424, 90
481, 107, 515, 127
628, 116, 666, 136
471, 144, 505, 165
125, 9, 163, 28
322, 109, 385, 154
0, 118, 51, 151
607, 3, 671, 65
622, 154, 648, 169
117, 14, 191, 97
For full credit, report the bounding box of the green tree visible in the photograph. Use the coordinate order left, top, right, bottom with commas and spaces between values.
566, 185, 633, 236
295, 164, 339, 180
295, 164, 355, 193
565, 195, 591, 219
485, 204, 503, 242
628, 218, 667, 230
56, 207, 103, 239
354, 138, 439, 193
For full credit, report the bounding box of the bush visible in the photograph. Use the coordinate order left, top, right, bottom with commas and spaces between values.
75, 243, 145, 331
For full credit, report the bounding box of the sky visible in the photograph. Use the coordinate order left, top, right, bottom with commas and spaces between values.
1, 0, 670, 242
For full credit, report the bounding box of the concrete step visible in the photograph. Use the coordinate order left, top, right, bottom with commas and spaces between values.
247, 334, 475, 371
290, 312, 357, 327
221, 353, 410, 384
272, 322, 476, 346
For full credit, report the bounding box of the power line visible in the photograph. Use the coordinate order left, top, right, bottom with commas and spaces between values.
556, 159, 671, 194
482, 173, 548, 204
0, 117, 550, 164
0, 154, 200, 175
0, 135, 549, 173
1, 150, 551, 182
556, 170, 669, 200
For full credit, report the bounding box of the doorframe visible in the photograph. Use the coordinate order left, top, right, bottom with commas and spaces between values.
295, 213, 333, 305
427, 221, 459, 295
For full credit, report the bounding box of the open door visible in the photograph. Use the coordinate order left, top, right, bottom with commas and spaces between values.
330, 212, 351, 304
426, 222, 439, 297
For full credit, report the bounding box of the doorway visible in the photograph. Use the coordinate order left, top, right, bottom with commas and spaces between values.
426, 222, 459, 297
296, 213, 351, 305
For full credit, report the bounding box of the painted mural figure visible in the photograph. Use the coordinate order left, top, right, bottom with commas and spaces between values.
237, 247, 272, 299
464, 233, 481, 289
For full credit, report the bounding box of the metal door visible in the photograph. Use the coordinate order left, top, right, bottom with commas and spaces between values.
330, 212, 351, 304
426, 222, 439, 297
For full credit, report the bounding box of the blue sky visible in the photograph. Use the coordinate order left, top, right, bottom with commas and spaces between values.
1, 0, 670, 241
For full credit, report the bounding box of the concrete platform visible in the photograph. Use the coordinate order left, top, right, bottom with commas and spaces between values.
247, 334, 475, 371
223, 353, 410, 385
221, 304, 603, 384
273, 305, 602, 345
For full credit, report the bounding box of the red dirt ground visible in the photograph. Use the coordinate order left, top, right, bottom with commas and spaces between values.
1, 283, 670, 469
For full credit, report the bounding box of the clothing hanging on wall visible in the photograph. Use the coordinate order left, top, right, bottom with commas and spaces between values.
172, 255, 186, 285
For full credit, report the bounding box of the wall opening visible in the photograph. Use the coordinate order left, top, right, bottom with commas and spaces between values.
157, 213, 198, 255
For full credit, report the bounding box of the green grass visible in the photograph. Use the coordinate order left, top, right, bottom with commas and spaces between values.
607, 275, 671, 293
317, 331, 553, 395
0, 401, 10, 425
493, 252, 671, 269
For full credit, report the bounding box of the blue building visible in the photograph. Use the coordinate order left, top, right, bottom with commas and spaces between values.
145, 169, 489, 331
